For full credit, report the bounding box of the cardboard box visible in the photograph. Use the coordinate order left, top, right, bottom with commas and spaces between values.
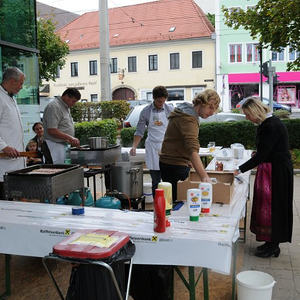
177, 170, 235, 204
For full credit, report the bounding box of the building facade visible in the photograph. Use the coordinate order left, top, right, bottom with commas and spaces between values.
47, 0, 216, 102
216, 0, 300, 111
0, 0, 40, 142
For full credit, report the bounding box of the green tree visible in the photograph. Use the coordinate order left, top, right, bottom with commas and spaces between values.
37, 18, 69, 82
223, 0, 300, 71
207, 13, 215, 27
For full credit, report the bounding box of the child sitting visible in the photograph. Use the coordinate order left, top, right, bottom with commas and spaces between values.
26, 140, 43, 166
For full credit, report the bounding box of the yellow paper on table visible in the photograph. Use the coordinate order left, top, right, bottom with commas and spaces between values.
70, 233, 118, 248
158, 182, 172, 213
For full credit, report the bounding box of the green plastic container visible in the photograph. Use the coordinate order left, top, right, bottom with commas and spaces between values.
95, 196, 121, 209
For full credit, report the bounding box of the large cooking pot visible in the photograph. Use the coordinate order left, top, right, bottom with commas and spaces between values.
89, 137, 108, 149
111, 161, 143, 198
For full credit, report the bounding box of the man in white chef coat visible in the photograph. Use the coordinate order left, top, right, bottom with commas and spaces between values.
130, 86, 173, 196
0, 67, 26, 199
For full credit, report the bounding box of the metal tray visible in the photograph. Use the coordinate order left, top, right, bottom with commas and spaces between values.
6, 164, 80, 177
70, 144, 119, 151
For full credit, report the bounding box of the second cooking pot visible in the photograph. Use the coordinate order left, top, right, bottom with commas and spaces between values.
88, 137, 108, 149
111, 161, 143, 198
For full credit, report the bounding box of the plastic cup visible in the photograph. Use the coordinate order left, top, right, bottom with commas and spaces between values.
207, 142, 216, 152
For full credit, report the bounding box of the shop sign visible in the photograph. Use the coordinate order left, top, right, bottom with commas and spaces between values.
277, 85, 297, 104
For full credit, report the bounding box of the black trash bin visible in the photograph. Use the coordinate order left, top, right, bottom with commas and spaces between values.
43, 230, 135, 300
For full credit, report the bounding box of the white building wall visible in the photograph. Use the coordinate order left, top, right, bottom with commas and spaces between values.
49, 38, 216, 102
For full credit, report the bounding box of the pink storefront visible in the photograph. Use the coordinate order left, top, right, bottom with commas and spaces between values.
229, 72, 300, 109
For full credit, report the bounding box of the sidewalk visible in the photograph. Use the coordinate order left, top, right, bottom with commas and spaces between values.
238, 174, 300, 300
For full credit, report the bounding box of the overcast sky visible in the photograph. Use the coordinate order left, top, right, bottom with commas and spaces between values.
37, 0, 158, 14
37, 0, 215, 15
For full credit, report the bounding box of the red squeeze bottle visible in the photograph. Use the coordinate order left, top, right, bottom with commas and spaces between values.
154, 189, 166, 233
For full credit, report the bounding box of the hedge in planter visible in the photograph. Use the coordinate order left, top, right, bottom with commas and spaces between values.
71, 100, 130, 124
71, 102, 102, 122
120, 119, 300, 150
120, 127, 147, 148
199, 120, 256, 149
100, 100, 130, 123
75, 119, 118, 145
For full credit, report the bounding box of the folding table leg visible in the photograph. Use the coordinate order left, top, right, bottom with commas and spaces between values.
0, 254, 11, 300
188, 266, 196, 300
231, 242, 238, 300
174, 266, 209, 300
202, 268, 209, 300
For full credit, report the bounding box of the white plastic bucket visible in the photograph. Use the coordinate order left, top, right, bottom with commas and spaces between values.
143, 182, 153, 203
237, 270, 276, 300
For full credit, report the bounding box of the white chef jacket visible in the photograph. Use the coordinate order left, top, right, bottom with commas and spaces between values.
0, 85, 25, 181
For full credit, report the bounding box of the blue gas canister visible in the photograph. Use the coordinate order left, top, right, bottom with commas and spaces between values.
95, 196, 121, 209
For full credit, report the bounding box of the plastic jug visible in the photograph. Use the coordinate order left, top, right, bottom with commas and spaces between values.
231, 143, 245, 159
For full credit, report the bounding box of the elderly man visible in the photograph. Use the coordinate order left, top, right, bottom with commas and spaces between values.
0, 67, 26, 199
43, 88, 81, 164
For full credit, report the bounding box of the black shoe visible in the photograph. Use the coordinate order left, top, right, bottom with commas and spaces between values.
255, 246, 280, 258
256, 242, 271, 253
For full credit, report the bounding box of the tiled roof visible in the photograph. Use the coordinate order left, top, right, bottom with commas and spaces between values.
57, 0, 214, 51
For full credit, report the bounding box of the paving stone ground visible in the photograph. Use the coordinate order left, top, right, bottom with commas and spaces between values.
0, 174, 299, 299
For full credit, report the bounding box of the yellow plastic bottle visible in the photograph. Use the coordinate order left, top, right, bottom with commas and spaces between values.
158, 182, 172, 215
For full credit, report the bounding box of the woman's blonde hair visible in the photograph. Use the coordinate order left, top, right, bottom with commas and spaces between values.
192, 89, 220, 111
26, 140, 38, 151
242, 97, 270, 123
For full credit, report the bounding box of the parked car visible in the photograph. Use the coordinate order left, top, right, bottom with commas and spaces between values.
200, 112, 246, 123
126, 99, 152, 108
236, 97, 291, 112
123, 101, 246, 128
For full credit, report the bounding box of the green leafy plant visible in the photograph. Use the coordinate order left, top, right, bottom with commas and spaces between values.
71, 102, 102, 122
231, 108, 242, 114
273, 109, 290, 119
120, 119, 300, 152
99, 100, 130, 123
75, 119, 118, 145
120, 128, 147, 147
37, 18, 69, 82
223, 0, 300, 71
291, 149, 300, 168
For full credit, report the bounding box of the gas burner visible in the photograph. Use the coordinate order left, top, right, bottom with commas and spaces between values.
105, 191, 145, 211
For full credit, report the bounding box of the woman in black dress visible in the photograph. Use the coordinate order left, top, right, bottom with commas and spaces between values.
235, 97, 293, 258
